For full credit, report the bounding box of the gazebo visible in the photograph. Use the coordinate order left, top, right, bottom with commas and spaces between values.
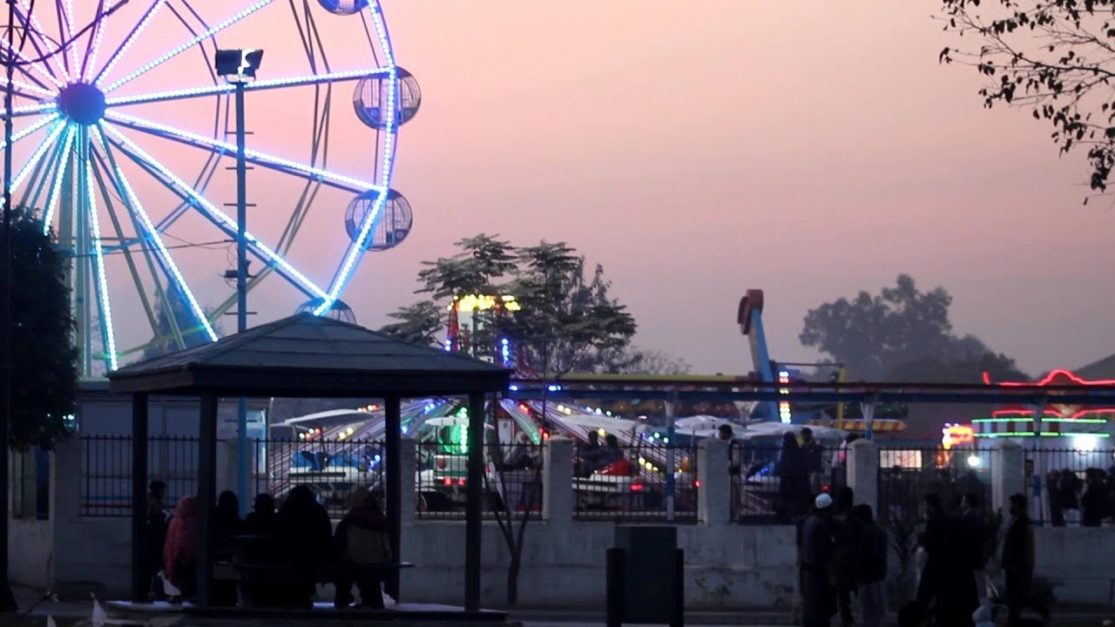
107, 313, 510, 611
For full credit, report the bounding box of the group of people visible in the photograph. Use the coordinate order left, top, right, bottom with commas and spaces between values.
798, 488, 1041, 627
798, 487, 889, 627
140, 481, 392, 609
776, 429, 826, 519
1045, 466, 1115, 527
574, 431, 625, 477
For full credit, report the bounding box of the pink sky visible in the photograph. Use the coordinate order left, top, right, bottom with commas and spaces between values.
19, 1, 1115, 376
379, 1, 1113, 376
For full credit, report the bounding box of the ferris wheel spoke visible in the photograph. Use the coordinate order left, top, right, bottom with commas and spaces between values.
13, 3, 69, 83
88, 151, 161, 339
1, 112, 60, 151
80, 142, 119, 371
19, 124, 68, 215
0, 40, 62, 91
104, 67, 393, 107
41, 126, 76, 233
101, 124, 329, 300
0, 74, 55, 99
91, 126, 220, 343
102, 0, 276, 94
93, 0, 167, 87
80, 0, 110, 82
105, 111, 385, 194
59, 0, 78, 76
3, 120, 66, 207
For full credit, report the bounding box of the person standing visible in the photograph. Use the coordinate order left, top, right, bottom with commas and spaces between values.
778, 431, 809, 520
800, 428, 824, 494
917, 493, 978, 626
799, 493, 836, 627
1002, 493, 1036, 626
828, 487, 861, 627
852, 504, 887, 627
960, 492, 989, 597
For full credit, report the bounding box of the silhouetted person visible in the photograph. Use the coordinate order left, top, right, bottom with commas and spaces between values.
1081, 468, 1109, 527
717, 424, 734, 442
577, 432, 603, 477
601, 434, 624, 467
1046, 470, 1064, 527
778, 431, 808, 519
960, 492, 988, 594
210, 491, 243, 606
718, 425, 741, 476
1003, 493, 1038, 626
829, 487, 860, 627
1060, 468, 1082, 524
917, 493, 978, 626
801, 428, 824, 494
276, 485, 333, 609
799, 493, 836, 627
163, 496, 199, 601
853, 504, 887, 627
334, 487, 391, 609
142, 481, 169, 600
244, 493, 276, 535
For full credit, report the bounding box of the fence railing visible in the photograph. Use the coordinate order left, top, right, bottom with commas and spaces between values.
572, 443, 698, 522
876, 446, 995, 527
1023, 447, 1115, 527
729, 443, 835, 524
82, 435, 201, 517
415, 441, 543, 520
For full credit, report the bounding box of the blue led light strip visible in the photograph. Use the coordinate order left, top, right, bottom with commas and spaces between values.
106, 111, 385, 193
104, 67, 392, 107
90, 125, 219, 343
103, 124, 328, 300
2, 75, 55, 99
3, 121, 66, 206
41, 126, 76, 234
82, 0, 112, 83
315, 1, 397, 316
1, 113, 59, 151
7, 102, 58, 117
17, 0, 69, 82
83, 145, 118, 370
93, 0, 167, 87
103, 0, 275, 94
0, 39, 61, 89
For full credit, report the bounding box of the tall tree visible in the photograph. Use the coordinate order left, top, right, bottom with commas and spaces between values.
378, 300, 443, 347
800, 274, 1025, 381
8, 207, 78, 450
617, 348, 692, 376
502, 242, 637, 376
939, 0, 1115, 198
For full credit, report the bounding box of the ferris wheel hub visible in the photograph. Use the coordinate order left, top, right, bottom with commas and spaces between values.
58, 82, 107, 126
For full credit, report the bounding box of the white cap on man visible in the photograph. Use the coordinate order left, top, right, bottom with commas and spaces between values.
814, 493, 833, 510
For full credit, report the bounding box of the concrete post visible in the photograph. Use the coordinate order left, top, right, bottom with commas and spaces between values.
542, 437, 573, 524
846, 439, 878, 514
697, 438, 730, 526
992, 439, 1025, 517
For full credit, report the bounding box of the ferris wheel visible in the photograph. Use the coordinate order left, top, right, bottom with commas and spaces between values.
2, 0, 420, 377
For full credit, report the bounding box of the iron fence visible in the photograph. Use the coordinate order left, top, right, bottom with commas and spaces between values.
81, 435, 200, 517
415, 440, 543, 520
1023, 447, 1115, 527
729, 443, 837, 524
80, 435, 387, 518
572, 442, 698, 522
876, 446, 995, 527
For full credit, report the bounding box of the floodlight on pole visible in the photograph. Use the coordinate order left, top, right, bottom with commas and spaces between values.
215, 47, 262, 516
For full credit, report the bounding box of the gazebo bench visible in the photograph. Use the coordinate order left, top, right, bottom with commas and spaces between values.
231, 561, 415, 607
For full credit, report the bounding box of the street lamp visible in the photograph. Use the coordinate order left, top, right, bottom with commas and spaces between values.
215, 48, 263, 515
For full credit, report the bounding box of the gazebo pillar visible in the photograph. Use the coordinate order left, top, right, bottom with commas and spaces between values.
129, 393, 149, 603
196, 392, 219, 608
464, 391, 485, 612
384, 394, 402, 599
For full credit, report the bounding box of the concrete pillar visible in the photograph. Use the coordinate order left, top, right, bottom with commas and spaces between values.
846, 439, 878, 514
992, 439, 1025, 517
697, 438, 730, 526
542, 437, 573, 524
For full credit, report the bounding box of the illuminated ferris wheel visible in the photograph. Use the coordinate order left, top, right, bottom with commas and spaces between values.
2, 0, 420, 376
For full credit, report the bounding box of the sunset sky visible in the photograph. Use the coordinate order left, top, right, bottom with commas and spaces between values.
16, 1, 1115, 377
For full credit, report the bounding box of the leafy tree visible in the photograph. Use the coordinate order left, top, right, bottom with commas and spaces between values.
502, 242, 637, 376
617, 348, 692, 376
378, 300, 444, 347
800, 274, 1026, 382
939, 0, 1115, 198
7, 207, 78, 450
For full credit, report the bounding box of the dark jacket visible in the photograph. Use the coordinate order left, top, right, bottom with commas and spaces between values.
334, 503, 391, 565
962, 508, 988, 570
857, 521, 887, 585
829, 511, 863, 588
276, 488, 333, 573
1002, 514, 1034, 577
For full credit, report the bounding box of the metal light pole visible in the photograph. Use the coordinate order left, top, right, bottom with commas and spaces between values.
234, 80, 249, 513
215, 48, 262, 515
0, 0, 18, 611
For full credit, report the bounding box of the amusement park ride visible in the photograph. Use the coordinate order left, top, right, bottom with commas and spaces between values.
2, 0, 420, 377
